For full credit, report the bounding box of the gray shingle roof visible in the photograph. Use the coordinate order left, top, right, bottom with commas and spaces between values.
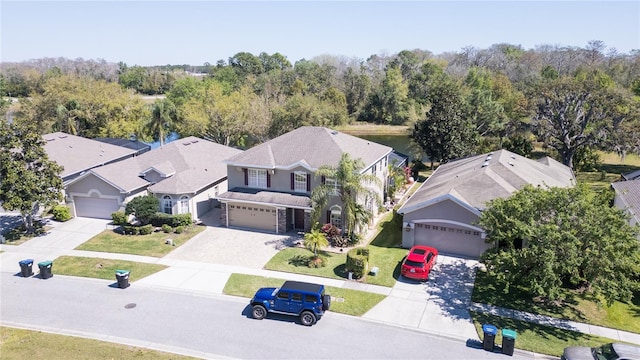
224, 126, 392, 170
217, 188, 311, 208
399, 149, 575, 214
612, 179, 640, 221
43, 132, 137, 179
88, 137, 242, 194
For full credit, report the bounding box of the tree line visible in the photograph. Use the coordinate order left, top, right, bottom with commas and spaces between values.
1, 41, 639, 169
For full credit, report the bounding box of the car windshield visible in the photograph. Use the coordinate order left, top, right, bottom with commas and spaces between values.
405, 260, 425, 268
593, 344, 618, 360
412, 249, 427, 255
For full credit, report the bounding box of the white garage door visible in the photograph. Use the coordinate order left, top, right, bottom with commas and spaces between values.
74, 196, 120, 219
228, 203, 276, 232
413, 223, 489, 259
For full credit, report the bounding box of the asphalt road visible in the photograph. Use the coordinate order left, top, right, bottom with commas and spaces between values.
1, 273, 536, 359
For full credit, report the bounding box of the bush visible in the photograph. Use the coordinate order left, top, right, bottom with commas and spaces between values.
125, 195, 160, 225
173, 213, 193, 227
308, 255, 327, 268
174, 225, 185, 234
123, 225, 139, 235
52, 205, 72, 222
139, 224, 153, 235
346, 248, 369, 279
161, 224, 172, 233
111, 211, 128, 226
150, 212, 193, 227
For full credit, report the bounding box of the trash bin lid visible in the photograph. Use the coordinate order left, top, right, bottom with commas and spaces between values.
482, 324, 498, 335
38, 260, 53, 266
115, 270, 130, 275
19, 259, 34, 264
502, 329, 517, 339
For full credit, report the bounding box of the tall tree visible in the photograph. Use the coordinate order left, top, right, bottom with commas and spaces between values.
147, 98, 177, 147
411, 76, 478, 168
0, 121, 63, 233
311, 153, 381, 236
479, 184, 640, 306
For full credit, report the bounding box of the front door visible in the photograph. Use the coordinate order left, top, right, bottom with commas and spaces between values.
294, 209, 305, 229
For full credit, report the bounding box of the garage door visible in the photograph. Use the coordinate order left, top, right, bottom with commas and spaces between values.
74, 196, 120, 219
413, 223, 490, 259
228, 203, 276, 232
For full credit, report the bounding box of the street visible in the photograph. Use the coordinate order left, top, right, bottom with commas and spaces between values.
1, 272, 534, 359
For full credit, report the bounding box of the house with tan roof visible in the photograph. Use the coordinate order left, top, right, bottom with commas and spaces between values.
398, 149, 575, 258
612, 179, 640, 239
216, 126, 392, 234
64, 137, 242, 220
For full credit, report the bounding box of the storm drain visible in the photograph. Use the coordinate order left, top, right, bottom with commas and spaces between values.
124, 303, 137, 309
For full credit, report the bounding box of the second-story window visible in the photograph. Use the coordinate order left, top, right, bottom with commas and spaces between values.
325, 177, 339, 196
249, 169, 267, 188
294, 171, 307, 192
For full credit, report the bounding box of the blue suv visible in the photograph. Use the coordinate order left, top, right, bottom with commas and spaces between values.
250, 281, 331, 326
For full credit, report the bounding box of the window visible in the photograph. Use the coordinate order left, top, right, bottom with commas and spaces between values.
325, 177, 339, 196
330, 205, 342, 229
277, 291, 289, 300
304, 295, 318, 303
291, 293, 302, 302
294, 171, 307, 192
214, 185, 219, 197
248, 169, 267, 188
178, 196, 189, 214
163, 195, 173, 214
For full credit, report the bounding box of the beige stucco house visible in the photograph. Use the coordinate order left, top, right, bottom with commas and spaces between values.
216, 126, 392, 234
398, 149, 575, 258
63, 136, 242, 220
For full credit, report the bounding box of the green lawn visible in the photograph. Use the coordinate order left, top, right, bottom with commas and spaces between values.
471, 270, 640, 334
223, 273, 385, 316
0, 326, 198, 359
470, 311, 615, 357
53, 256, 167, 281
75, 225, 205, 257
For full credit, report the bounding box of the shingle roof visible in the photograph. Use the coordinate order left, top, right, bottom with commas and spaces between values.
612, 179, 640, 221
217, 188, 311, 208
399, 149, 575, 214
88, 137, 242, 194
622, 169, 640, 181
224, 126, 392, 171
43, 132, 137, 179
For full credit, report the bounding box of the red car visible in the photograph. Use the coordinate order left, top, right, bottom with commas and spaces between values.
401, 246, 438, 281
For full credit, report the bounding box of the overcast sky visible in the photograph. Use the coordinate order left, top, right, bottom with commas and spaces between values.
2, 1, 638, 66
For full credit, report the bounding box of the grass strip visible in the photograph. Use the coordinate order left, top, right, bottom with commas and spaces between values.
53, 256, 167, 281
223, 273, 385, 316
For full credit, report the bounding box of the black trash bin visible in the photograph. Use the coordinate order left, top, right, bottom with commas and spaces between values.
38, 260, 53, 279
115, 270, 130, 289
502, 328, 517, 356
482, 324, 498, 351
19, 259, 34, 277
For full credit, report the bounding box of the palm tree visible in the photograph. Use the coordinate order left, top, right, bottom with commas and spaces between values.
303, 228, 329, 258
311, 153, 382, 237
147, 99, 177, 147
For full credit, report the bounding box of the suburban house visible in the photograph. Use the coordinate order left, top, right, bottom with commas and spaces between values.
612, 179, 640, 239
43, 132, 141, 184
622, 169, 640, 181
62, 136, 242, 220
398, 149, 575, 258
216, 126, 393, 234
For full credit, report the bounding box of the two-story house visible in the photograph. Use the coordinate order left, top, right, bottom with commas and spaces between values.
216, 126, 392, 234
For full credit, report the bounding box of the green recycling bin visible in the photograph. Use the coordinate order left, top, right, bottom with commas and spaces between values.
38, 260, 53, 279
502, 328, 517, 356
115, 270, 130, 289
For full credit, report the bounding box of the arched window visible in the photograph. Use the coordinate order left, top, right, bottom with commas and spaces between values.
179, 196, 189, 214
330, 205, 342, 229
163, 195, 173, 214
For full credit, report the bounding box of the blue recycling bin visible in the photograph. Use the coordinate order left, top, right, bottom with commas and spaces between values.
482, 324, 498, 351
19, 259, 34, 277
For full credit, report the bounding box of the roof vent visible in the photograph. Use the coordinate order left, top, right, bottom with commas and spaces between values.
46, 138, 55, 142
486, 156, 492, 161
331, 130, 338, 135
191, 140, 199, 144
509, 161, 514, 166
482, 161, 490, 167
183, 142, 192, 146
59, 135, 67, 139
510, 155, 516, 159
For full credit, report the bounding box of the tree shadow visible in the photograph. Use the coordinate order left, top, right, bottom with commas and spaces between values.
597, 163, 640, 176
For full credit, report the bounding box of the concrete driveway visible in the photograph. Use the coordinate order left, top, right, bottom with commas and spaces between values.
363, 254, 480, 340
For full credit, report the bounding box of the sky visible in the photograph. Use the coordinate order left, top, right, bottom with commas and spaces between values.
1, 1, 639, 66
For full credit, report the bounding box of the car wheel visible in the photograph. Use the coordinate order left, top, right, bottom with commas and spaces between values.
300, 311, 316, 326
252, 304, 267, 320
322, 295, 331, 311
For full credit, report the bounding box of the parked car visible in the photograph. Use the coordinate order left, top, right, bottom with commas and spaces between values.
250, 280, 331, 326
561, 342, 640, 360
400, 245, 438, 281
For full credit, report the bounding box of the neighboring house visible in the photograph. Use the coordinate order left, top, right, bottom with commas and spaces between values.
95, 136, 151, 155
43, 132, 138, 184
612, 179, 640, 239
398, 150, 575, 258
64, 137, 242, 220
622, 169, 640, 181
216, 126, 392, 234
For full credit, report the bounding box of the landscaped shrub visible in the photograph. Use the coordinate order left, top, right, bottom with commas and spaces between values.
173, 213, 192, 227
174, 225, 185, 234
138, 224, 153, 235
52, 205, 72, 222
161, 224, 172, 233
111, 211, 127, 226
308, 254, 327, 268
150, 212, 193, 227
346, 248, 369, 279
123, 225, 139, 235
